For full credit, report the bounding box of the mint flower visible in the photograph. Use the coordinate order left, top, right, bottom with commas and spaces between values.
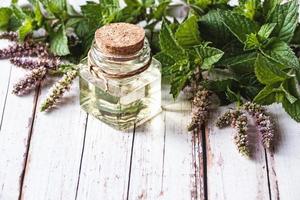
232, 113, 250, 157
40, 70, 78, 112
188, 89, 211, 131
12, 67, 47, 95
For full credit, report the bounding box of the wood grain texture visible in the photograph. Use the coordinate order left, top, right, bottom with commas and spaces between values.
128, 86, 204, 200
206, 106, 270, 200
158, 100, 200, 200
20, 78, 87, 200
75, 116, 134, 200
0, 65, 38, 200
0, 57, 11, 129
267, 104, 300, 200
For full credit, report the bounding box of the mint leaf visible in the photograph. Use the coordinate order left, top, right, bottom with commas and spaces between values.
254, 54, 288, 84
11, 4, 26, 20
175, 15, 201, 48
154, 52, 175, 70
237, 0, 261, 20
280, 82, 298, 104
244, 33, 260, 50
159, 20, 186, 61
0, 8, 12, 29
41, 0, 66, 15
222, 11, 259, 43
258, 23, 276, 40
152, 1, 170, 20
254, 84, 279, 105
263, 0, 281, 18
124, 0, 141, 7
18, 18, 33, 41
219, 52, 257, 73
199, 10, 233, 46
33, 2, 43, 26
194, 45, 224, 70
263, 40, 299, 69
282, 98, 300, 122
50, 25, 70, 56
267, 0, 299, 43
167, 60, 192, 98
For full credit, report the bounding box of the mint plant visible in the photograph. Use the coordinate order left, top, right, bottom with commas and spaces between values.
0, 0, 300, 126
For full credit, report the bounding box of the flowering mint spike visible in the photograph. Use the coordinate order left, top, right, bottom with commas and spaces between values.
40, 70, 78, 112
12, 67, 47, 96
10, 56, 61, 70
0, 40, 50, 59
232, 113, 250, 157
216, 110, 240, 128
188, 88, 211, 131
243, 102, 275, 149
0, 32, 18, 41
255, 113, 274, 148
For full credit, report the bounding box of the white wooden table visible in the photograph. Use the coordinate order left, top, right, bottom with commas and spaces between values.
1, 1, 300, 200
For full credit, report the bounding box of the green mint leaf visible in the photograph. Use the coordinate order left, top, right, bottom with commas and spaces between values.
244, 33, 260, 50
253, 84, 279, 105
207, 69, 237, 81
74, 19, 89, 38
225, 86, 240, 102
262, 40, 299, 69
40, 0, 67, 16
168, 60, 192, 98
188, 0, 229, 10
254, 54, 288, 85
194, 45, 224, 70
159, 20, 186, 61
282, 98, 300, 122
12, 4, 26, 20
199, 10, 233, 46
175, 15, 201, 48
7, 15, 21, 31
124, 0, 141, 7
102, 0, 119, 7
291, 24, 300, 45
50, 25, 70, 56
263, 0, 281, 18
237, 0, 261, 20
221, 11, 259, 43
33, 2, 43, 26
280, 81, 298, 104
219, 52, 257, 73
81, 3, 117, 27
284, 77, 300, 99
267, 0, 299, 43
258, 23, 276, 40
152, 1, 170, 20
0, 7, 12, 29
18, 18, 33, 41
153, 52, 175, 71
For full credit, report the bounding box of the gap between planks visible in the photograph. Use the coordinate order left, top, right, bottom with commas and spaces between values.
18, 85, 41, 200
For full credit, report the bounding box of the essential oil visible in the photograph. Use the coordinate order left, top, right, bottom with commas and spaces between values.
79, 23, 162, 130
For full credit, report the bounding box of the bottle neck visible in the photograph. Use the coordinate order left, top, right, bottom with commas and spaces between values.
88, 39, 151, 79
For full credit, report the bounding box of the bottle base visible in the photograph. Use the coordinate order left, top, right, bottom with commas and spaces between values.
81, 104, 162, 131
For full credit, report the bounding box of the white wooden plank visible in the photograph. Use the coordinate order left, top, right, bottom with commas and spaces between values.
75, 116, 134, 200
0, 66, 38, 200
128, 86, 202, 200
206, 106, 270, 200
267, 104, 300, 200
0, 57, 11, 127
161, 96, 199, 200
127, 111, 166, 200
20, 78, 87, 200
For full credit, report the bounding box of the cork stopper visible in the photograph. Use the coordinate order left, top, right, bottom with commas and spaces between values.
95, 23, 145, 56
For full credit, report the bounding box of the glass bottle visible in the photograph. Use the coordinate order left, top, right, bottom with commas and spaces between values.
78, 23, 162, 130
